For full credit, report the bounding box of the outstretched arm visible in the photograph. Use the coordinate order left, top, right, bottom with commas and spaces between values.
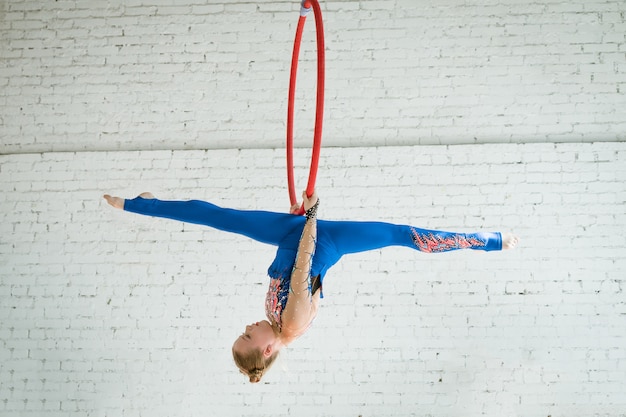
281, 191, 319, 334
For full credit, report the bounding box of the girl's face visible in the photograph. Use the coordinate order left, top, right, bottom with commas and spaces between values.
233, 320, 275, 356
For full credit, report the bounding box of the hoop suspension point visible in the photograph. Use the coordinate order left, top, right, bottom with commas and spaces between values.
300, 0, 312, 17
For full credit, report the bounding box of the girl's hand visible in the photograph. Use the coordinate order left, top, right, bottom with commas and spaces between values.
302, 190, 318, 212
289, 203, 301, 214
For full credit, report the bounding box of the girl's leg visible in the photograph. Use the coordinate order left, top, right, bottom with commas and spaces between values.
320, 220, 502, 256
124, 197, 304, 246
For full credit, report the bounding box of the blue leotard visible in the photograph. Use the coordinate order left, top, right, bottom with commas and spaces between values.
123, 197, 502, 329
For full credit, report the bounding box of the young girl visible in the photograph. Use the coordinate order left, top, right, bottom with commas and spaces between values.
104, 191, 518, 383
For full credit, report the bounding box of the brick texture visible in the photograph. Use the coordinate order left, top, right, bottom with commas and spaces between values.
1, 143, 625, 416
1, 0, 626, 154
2, 0, 625, 416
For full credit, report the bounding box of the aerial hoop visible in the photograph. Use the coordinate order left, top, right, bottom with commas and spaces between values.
286, 0, 325, 215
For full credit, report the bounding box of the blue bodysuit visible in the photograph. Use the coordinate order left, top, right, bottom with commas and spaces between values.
124, 197, 502, 329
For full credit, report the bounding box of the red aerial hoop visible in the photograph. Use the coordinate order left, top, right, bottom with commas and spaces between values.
286, 0, 325, 215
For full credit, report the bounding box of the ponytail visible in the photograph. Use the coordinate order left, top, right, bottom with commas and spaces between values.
232, 347, 279, 384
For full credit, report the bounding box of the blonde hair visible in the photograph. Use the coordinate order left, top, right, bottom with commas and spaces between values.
232, 346, 279, 383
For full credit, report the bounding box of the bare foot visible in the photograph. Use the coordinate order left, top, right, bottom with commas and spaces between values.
502, 233, 519, 250
104, 192, 155, 209
103, 194, 124, 209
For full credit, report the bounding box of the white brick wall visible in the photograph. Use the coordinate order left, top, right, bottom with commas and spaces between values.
1, 0, 626, 153
1, 143, 625, 416
2, 0, 626, 415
